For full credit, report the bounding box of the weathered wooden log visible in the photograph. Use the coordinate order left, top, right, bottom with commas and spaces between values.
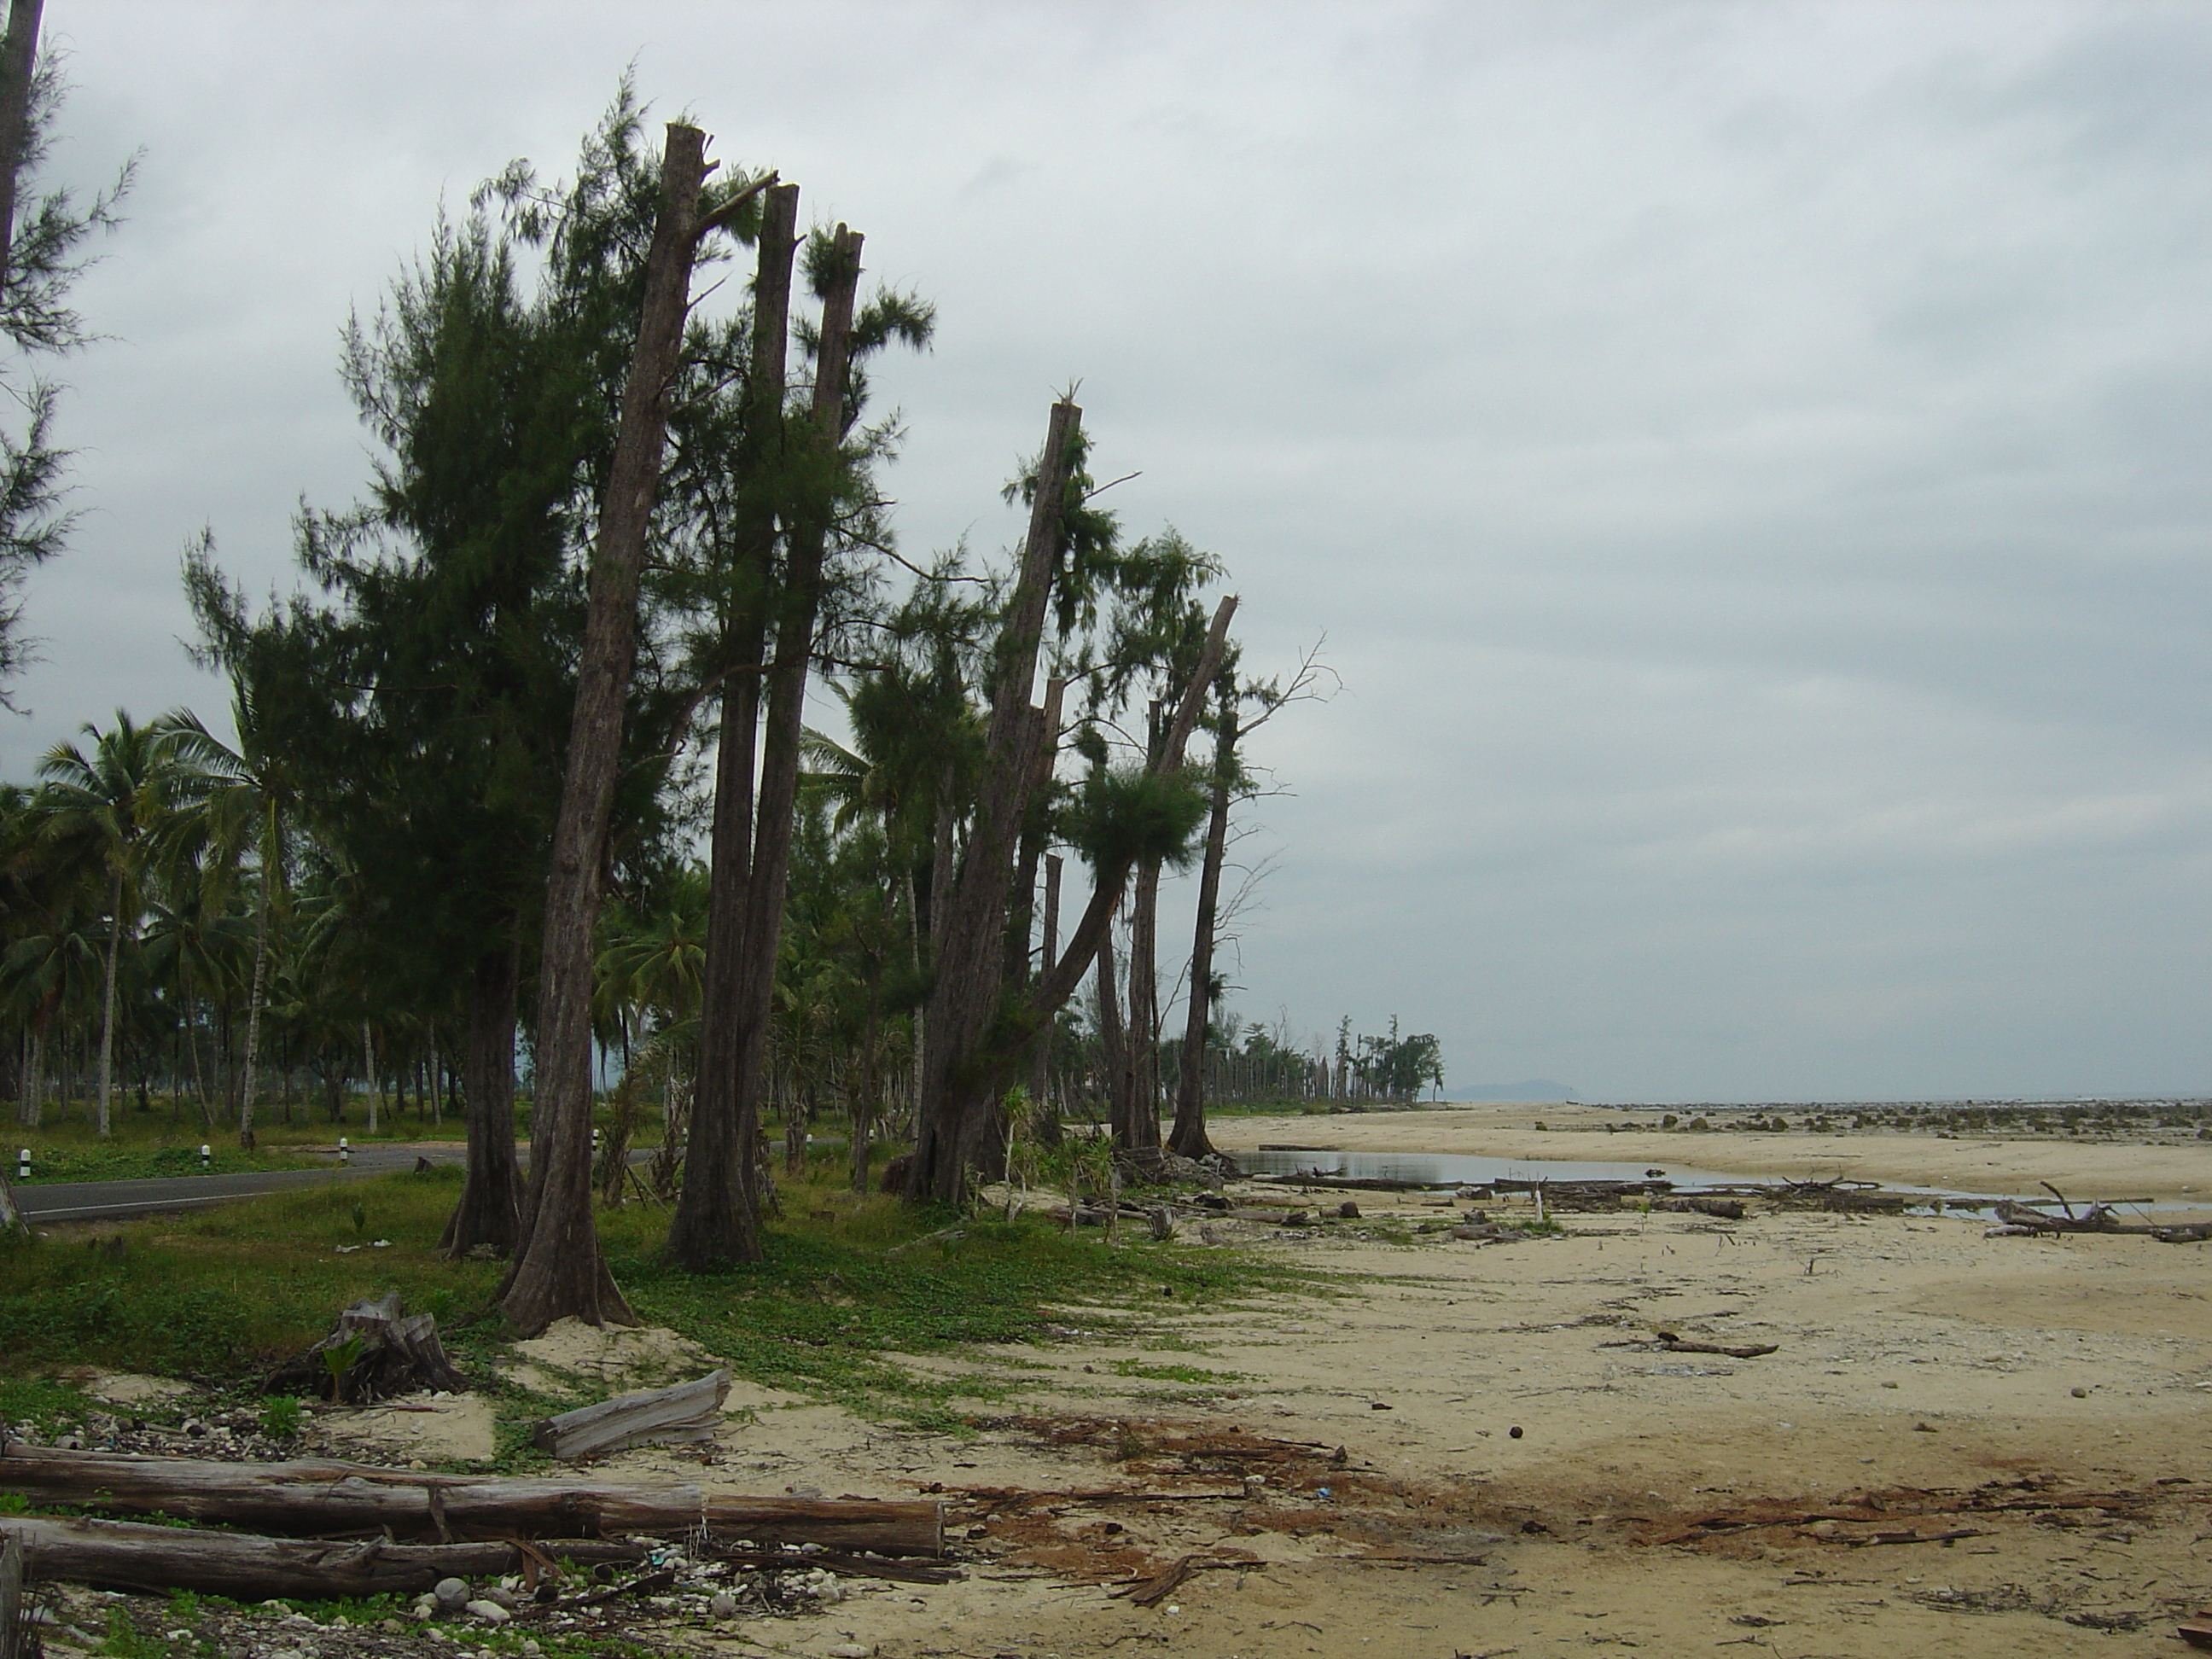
1658, 1197, 1747, 1220
0, 1533, 24, 1659
2, 1514, 582, 1599
532, 1369, 731, 1459
0, 1443, 944, 1555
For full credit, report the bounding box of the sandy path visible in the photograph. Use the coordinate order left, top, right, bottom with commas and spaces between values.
1211, 1103, 2212, 1204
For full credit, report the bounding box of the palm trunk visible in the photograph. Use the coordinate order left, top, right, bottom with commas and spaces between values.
95, 870, 122, 1138
362, 1020, 378, 1137
186, 1001, 211, 1130
20, 1022, 38, 1128
237, 880, 270, 1149
499, 124, 711, 1335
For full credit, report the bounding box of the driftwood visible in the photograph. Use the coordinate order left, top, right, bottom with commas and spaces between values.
0, 1442, 944, 1555
262, 1294, 469, 1405
1657, 1197, 1747, 1220
532, 1370, 730, 1459
719, 1546, 960, 1586
1993, 1201, 2190, 1237
1655, 1331, 1778, 1359
0, 1533, 22, 1659
1266, 1172, 1435, 1193
0, 1514, 629, 1600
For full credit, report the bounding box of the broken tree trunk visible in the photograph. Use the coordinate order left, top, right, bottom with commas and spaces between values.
669, 179, 801, 1274
0, 1443, 945, 1555
1, 1514, 627, 1601
531, 1369, 731, 1459
261, 1295, 469, 1405
0, 1531, 22, 1659
504, 123, 714, 1335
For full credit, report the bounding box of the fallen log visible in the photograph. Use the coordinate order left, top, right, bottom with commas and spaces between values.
1263, 1173, 1436, 1193
1994, 1202, 2179, 1236
1657, 1197, 1746, 1220
532, 1370, 730, 1459
1, 1514, 615, 1600
0, 1442, 943, 1556
0, 1533, 23, 1659
1655, 1331, 1778, 1359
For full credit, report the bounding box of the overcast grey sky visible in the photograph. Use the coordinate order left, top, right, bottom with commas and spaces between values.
5, 2, 2206, 1101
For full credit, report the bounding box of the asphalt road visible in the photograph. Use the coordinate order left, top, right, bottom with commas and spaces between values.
10, 1143, 469, 1225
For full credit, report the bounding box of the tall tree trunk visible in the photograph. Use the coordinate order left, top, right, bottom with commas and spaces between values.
498, 124, 712, 1335
1168, 703, 1235, 1159
20, 1022, 38, 1128
441, 941, 522, 1258
95, 870, 120, 1138
906, 400, 1082, 1202
0, 0, 42, 282
671, 201, 862, 1272
723, 223, 861, 1225
1125, 855, 1161, 1154
911, 578, 1236, 1203
1030, 853, 1062, 1144
1096, 915, 1130, 1145
361, 1020, 378, 1137
236, 879, 270, 1149
668, 182, 797, 1272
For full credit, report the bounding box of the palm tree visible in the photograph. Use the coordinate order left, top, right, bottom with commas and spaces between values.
35, 711, 172, 1136
156, 697, 294, 1147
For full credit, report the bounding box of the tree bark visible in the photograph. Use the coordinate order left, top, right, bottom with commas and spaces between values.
672, 210, 862, 1272
1030, 852, 1062, 1144
0, 0, 42, 285
0, 1446, 945, 1555
1167, 700, 1234, 1159
1096, 914, 1131, 1144
907, 400, 1081, 1202
910, 579, 1237, 1203
499, 125, 710, 1335
93, 871, 119, 1138
667, 181, 800, 1272
236, 876, 270, 1148
1126, 855, 1161, 1153
440, 940, 522, 1257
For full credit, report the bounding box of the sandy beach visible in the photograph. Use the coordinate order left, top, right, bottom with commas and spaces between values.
259, 1118, 2212, 1657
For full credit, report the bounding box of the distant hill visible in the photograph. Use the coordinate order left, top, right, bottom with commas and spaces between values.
1453, 1079, 1578, 1103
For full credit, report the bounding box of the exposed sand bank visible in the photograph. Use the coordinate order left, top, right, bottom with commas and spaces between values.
1212, 1102, 2212, 1203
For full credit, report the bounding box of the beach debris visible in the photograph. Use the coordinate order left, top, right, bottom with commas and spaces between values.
0, 1442, 946, 1555
530, 1369, 731, 1459
2178, 1612, 2212, 1650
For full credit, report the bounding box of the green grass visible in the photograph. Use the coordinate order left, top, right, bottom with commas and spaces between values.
0, 1153, 1315, 1438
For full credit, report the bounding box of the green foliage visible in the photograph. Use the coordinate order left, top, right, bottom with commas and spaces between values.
1062, 764, 1208, 876
259, 1394, 303, 1438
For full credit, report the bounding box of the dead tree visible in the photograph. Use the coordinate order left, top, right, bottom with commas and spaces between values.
907, 396, 1235, 1202
501, 124, 719, 1335
670, 217, 863, 1271
0, 0, 41, 284
667, 181, 800, 1272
